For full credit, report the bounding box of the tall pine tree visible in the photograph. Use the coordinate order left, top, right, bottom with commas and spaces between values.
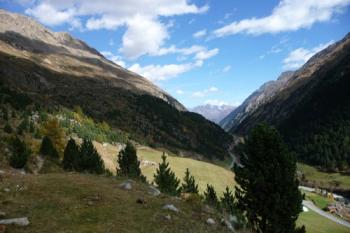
181, 168, 199, 194
154, 153, 181, 196
9, 137, 30, 169
62, 138, 80, 171
78, 139, 105, 174
234, 123, 304, 233
117, 142, 146, 181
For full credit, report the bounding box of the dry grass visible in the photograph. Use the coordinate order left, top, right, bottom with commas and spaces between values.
0, 171, 232, 233
94, 141, 235, 195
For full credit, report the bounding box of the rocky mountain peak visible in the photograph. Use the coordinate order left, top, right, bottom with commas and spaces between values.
191, 104, 236, 124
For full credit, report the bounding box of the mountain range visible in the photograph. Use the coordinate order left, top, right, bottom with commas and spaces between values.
191, 104, 236, 124
220, 32, 350, 169
0, 9, 232, 160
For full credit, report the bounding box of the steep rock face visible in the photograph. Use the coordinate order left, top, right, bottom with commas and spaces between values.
220, 71, 295, 131
191, 104, 236, 124
0, 9, 232, 160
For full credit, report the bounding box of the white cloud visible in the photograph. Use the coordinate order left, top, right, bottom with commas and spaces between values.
101, 51, 126, 68
204, 99, 229, 106
176, 89, 184, 95
205, 99, 241, 106
25, 0, 209, 59
128, 63, 194, 82
193, 29, 207, 38
222, 65, 231, 73
283, 40, 334, 70
119, 15, 169, 59
25, 3, 81, 29
192, 87, 219, 97
153, 45, 219, 68
156, 45, 205, 56
214, 0, 350, 37
194, 48, 219, 61
124, 43, 218, 82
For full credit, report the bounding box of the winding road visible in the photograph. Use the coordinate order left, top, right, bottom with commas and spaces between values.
302, 200, 350, 228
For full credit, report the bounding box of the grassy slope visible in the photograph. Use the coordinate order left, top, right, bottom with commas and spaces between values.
304, 192, 333, 210
94, 141, 235, 195
138, 147, 235, 195
0, 172, 231, 233
298, 210, 350, 233
298, 163, 350, 189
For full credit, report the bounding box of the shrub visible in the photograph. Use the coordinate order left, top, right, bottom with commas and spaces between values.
220, 187, 235, 215
17, 118, 29, 135
204, 184, 219, 208
40, 136, 59, 158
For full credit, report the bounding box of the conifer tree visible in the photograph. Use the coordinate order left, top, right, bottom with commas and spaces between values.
117, 142, 146, 181
29, 121, 35, 133
4, 122, 12, 134
17, 118, 29, 135
10, 137, 30, 168
204, 184, 219, 208
78, 139, 105, 174
154, 153, 181, 196
181, 168, 199, 194
234, 123, 304, 233
2, 107, 8, 121
62, 138, 79, 171
40, 136, 59, 158
221, 186, 235, 215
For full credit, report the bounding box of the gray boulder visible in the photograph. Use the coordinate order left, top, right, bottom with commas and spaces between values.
119, 180, 133, 190
221, 218, 234, 232
148, 185, 161, 196
163, 204, 179, 213
0, 217, 30, 226
206, 218, 216, 225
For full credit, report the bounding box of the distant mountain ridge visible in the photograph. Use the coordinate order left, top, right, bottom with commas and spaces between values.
220, 71, 295, 131
0, 9, 232, 160
221, 33, 350, 135
220, 32, 350, 169
191, 104, 236, 124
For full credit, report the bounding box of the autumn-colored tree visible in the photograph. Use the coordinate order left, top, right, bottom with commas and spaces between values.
41, 118, 65, 155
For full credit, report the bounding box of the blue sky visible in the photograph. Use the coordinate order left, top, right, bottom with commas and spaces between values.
1, 0, 350, 108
